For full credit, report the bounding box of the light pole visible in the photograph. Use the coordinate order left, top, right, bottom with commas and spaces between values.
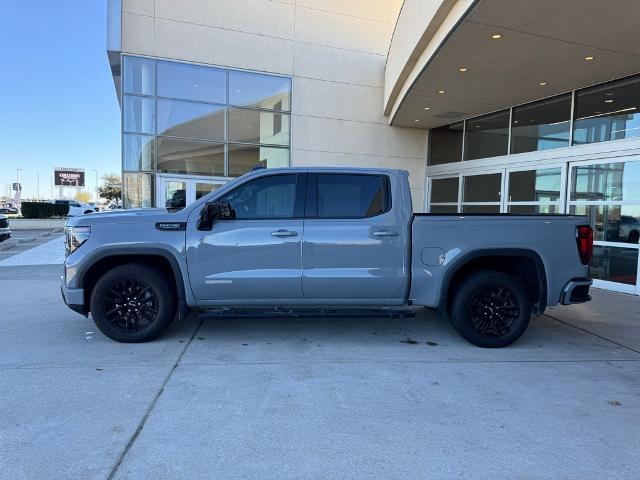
91, 169, 99, 203
15, 168, 23, 205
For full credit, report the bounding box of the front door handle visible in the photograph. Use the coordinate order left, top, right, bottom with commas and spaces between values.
373, 230, 399, 237
271, 229, 298, 237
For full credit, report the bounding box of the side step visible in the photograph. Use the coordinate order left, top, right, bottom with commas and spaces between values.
199, 307, 416, 320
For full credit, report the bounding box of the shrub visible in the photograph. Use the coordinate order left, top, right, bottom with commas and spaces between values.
20, 202, 69, 219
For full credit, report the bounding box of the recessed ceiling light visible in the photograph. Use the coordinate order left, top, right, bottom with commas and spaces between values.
491, 33, 502, 39
514, 120, 519, 124
539, 82, 547, 86
438, 90, 445, 94
414, 119, 420, 122
424, 107, 430, 110
474, 125, 480, 128
584, 56, 595, 61
459, 68, 468, 72
605, 99, 614, 103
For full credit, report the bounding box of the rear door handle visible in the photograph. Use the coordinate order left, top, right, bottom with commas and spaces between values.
271, 229, 298, 237
373, 230, 399, 237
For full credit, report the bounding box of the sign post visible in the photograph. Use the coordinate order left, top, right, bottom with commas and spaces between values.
54, 167, 85, 201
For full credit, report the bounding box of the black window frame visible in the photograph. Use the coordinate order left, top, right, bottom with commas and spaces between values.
305, 173, 392, 219
216, 172, 306, 220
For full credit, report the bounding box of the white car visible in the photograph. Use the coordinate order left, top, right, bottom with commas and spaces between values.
54, 200, 98, 216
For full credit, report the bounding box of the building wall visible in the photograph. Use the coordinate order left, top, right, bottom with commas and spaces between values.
120, 0, 428, 209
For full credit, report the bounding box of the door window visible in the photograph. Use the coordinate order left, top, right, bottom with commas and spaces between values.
165, 181, 186, 208
315, 174, 390, 218
220, 174, 297, 219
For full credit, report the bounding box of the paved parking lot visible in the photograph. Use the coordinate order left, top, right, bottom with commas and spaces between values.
0, 239, 639, 479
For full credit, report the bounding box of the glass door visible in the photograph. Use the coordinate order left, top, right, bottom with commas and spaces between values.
158, 176, 226, 209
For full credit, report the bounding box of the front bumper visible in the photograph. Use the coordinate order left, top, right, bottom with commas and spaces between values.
60, 276, 87, 316
560, 277, 592, 305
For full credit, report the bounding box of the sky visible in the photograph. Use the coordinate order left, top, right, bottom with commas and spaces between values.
0, 0, 121, 200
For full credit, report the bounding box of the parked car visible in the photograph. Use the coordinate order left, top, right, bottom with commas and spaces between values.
619, 215, 640, 244
54, 200, 97, 216
61, 167, 593, 347
0, 214, 11, 242
0, 206, 19, 215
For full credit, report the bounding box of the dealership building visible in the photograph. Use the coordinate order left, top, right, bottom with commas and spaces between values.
106, 0, 640, 295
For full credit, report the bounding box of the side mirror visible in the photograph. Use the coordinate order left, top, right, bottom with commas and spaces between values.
197, 201, 235, 231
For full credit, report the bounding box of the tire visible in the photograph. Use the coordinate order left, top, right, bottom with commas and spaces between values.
90, 263, 177, 342
450, 270, 531, 348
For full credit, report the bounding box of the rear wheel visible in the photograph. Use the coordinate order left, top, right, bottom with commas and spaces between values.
450, 271, 530, 348
90, 263, 177, 342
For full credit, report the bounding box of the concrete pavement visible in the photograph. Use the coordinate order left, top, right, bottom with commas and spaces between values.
0, 247, 639, 479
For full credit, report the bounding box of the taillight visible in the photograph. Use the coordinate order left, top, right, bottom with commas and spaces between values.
576, 225, 593, 265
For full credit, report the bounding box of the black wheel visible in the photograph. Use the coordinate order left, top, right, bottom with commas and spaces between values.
90, 263, 177, 342
450, 271, 530, 348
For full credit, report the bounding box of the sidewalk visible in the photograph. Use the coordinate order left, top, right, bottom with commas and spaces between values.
8, 218, 66, 230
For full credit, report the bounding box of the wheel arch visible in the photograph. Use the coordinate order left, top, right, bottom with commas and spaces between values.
439, 248, 548, 316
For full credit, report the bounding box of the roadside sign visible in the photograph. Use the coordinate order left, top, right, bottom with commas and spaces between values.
54, 168, 85, 187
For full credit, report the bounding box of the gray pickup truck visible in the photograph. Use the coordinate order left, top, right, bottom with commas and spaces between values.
61, 167, 593, 347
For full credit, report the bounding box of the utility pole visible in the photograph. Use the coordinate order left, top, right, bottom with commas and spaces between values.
15, 168, 23, 205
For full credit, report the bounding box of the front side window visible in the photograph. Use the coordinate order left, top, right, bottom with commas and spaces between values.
316, 174, 389, 218
220, 174, 297, 219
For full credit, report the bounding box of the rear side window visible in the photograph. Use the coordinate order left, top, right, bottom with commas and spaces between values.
220, 174, 297, 219
316, 174, 390, 218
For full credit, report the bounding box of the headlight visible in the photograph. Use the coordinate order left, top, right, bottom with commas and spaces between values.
65, 226, 91, 255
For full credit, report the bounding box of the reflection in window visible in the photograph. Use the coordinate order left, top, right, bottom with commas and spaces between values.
508, 168, 561, 202
124, 173, 155, 208
511, 95, 571, 154
429, 123, 463, 165
157, 99, 225, 140
508, 204, 559, 214
429, 205, 458, 214
462, 205, 501, 214
228, 108, 290, 145
571, 161, 640, 201
570, 204, 640, 244
157, 138, 225, 176
430, 177, 459, 203
227, 144, 289, 177
463, 174, 501, 202
316, 175, 388, 218
464, 110, 509, 160
123, 95, 155, 134
123, 56, 155, 96
229, 71, 292, 111
164, 181, 186, 209
573, 76, 640, 145
196, 183, 222, 201
590, 246, 638, 285
157, 61, 226, 103
123, 134, 155, 171
221, 174, 296, 218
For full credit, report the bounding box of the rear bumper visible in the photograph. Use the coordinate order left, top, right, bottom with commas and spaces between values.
560, 277, 592, 305
60, 276, 87, 316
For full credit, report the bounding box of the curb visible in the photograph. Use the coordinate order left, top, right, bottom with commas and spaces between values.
0, 239, 18, 251
17, 236, 36, 244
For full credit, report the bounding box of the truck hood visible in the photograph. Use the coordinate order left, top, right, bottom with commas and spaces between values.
65, 207, 191, 226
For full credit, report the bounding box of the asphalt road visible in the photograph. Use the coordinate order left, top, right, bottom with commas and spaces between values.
0, 242, 639, 479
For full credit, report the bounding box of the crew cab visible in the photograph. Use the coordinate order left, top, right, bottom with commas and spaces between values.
61, 167, 593, 347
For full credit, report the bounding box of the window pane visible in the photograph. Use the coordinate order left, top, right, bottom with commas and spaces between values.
571, 161, 640, 201
464, 110, 509, 160
228, 108, 290, 145
429, 123, 463, 165
316, 174, 387, 218
508, 204, 559, 214
229, 71, 291, 111
123, 95, 155, 134
123, 56, 155, 96
462, 205, 501, 214
463, 173, 501, 202
570, 204, 640, 243
221, 174, 296, 219
511, 95, 571, 154
123, 134, 155, 171
508, 168, 561, 202
157, 138, 224, 176
195, 183, 222, 201
430, 177, 459, 203
573, 76, 640, 145
157, 99, 225, 140
430, 205, 458, 214
124, 172, 154, 208
157, 61, 226, 103
228, 144, 289, 177
164, 181, 186, 209
590, 246, 638, 285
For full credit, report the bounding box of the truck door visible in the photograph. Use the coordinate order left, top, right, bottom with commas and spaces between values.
302, 173, 407, 304
187, 173, 306, 304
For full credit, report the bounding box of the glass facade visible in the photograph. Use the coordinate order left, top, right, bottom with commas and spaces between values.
121, 55, 292, 208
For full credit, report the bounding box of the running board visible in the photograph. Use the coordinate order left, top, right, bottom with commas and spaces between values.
199, 307, 416, 320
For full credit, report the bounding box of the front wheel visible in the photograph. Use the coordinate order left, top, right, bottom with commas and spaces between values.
450, 271, 531, 348
90, 263, 177, 342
